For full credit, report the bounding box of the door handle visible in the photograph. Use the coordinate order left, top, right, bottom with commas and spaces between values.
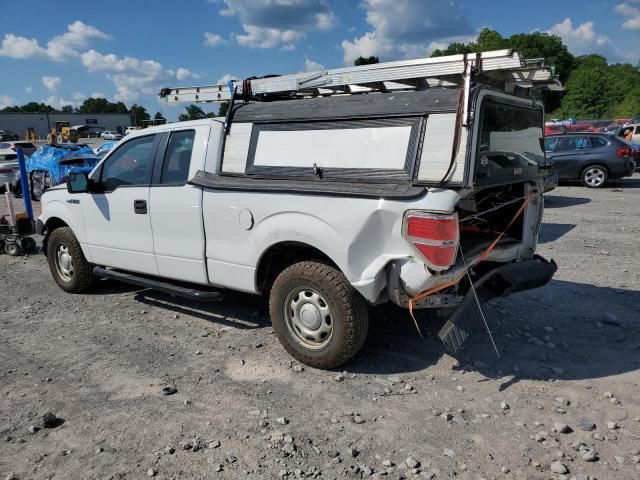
134, 199, 147, 214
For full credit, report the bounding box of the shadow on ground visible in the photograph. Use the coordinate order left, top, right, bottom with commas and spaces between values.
538, 223, 577, 243
95, 277, 640, 387
544, 195, 591, 208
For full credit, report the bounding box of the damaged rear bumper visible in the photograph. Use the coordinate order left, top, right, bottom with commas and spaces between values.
438, 255, 557, 353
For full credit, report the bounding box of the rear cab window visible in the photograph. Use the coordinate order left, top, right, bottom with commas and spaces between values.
159, 130, 195, 185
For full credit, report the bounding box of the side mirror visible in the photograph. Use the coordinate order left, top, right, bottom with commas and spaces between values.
67, 172, 89, 193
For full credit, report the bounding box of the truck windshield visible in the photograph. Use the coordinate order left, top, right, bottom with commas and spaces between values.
475, 98, 545, 187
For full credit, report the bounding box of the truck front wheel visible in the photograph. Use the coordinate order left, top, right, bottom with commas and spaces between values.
269, 261, 369, 369
46, 227, 97, 293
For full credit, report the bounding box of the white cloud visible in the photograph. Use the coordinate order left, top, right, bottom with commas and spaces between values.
341, 0, 473, 64
25, 85, 33, 93
615, 2, 640, 30
304, 59, 325, 72
80, 49, 193, 102
219, 0, 336, 49
0, 21, 109, 61
43, 93, 86, 110
175, 67, 201, 81
235, 25, 303, 50
0, 95, 17, 109
203, 32, 225, 47
548, 18, 610, 55
91, 92, 106, 99
42, 75, 62, 92
217, 73, 240, 84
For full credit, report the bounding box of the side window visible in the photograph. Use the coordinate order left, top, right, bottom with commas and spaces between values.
589, 136, 607, 148
558, 136, 588, 151
635, 126, 640, 134
160, 130, 195, 185
100, 135, 156, 191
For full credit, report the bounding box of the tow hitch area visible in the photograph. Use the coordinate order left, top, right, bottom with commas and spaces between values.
438, 255, 557, 353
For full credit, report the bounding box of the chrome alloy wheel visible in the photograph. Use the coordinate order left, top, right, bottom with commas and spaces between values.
55, 244, 74, 282
583, 167, 606, 187
284, 287, 334, 349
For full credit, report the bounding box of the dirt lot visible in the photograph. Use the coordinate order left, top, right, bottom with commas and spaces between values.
1, 177, 640, 480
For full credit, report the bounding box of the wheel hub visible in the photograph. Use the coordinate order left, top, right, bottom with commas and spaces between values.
284, 287, 334, 349
55, 245, 74, 281
299, 304, 322, 330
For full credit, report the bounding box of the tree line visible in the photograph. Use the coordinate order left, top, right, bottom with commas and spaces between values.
430, 28, 640, 120
0, 97, 167, 127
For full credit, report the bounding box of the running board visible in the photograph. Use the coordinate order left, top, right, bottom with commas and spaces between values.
93, 267, 224, 302
438, 256, 557, 353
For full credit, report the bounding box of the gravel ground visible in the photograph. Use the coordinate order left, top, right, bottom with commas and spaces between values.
1, 176, 639, 480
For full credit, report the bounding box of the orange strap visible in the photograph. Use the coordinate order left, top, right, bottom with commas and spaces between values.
407, 194, 533, 336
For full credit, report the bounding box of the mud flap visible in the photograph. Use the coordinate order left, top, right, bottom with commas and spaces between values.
438, 255, 557, 353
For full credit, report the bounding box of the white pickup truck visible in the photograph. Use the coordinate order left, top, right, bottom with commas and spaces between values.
38, 81, 556, 368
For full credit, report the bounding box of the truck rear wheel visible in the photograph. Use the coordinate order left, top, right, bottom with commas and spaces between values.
269, 261, 368, 369
46, 227, 97, 293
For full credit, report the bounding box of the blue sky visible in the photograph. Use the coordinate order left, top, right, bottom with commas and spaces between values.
0, 0, 638, 120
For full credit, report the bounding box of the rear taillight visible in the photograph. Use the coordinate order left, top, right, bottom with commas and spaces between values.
616, 147, 630, 157
10, 146, 16, 151
0, 167, 14, 174
403, 211, 459, 271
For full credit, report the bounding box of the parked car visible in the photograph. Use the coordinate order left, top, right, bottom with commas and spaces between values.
100, 131, 123, 140
545, 124, 566, 136
545, 133, 635, 187
24, 144, 99, 200
0, 153, 19, 194
38, 85, 557, 369
616, 123, 640, 143
0, 141, 37, 157
125, 126, 141, 135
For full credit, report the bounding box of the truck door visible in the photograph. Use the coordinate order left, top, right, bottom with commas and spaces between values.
149, 125, 210, 284
82, 133, 160, 275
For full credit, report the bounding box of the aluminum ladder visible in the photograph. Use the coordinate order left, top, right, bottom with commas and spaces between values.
158, 49, 561, 106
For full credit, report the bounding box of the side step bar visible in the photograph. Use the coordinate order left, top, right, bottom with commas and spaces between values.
93, 267, 224, 302
438, 255, 557, 353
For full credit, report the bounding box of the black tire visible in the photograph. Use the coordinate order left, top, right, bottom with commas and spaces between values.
46, 227, 97, 293
581, 164, 608, 188
20, 236, 37, 253
5, 241, 24, 256
0, 239, 5, 254
269, 261, 369, 369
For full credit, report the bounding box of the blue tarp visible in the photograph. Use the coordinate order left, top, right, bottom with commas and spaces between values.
26, 144, 98, 184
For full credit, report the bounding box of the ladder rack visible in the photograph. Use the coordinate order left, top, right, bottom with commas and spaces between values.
159, 49, 562, 104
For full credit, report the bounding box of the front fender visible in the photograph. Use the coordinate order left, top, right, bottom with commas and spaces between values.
40, 199, 92, 262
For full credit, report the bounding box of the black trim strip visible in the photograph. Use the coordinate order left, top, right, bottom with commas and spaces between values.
189, 170, 427, 199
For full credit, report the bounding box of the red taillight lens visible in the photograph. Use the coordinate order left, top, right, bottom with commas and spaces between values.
10, 146, 16, 151
404, 212, 459, 270
0, 168, 13, 174
616, 147, 630, 157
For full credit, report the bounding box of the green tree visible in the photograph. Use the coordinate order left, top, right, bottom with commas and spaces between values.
61, 105, 74, 113
130, 104, 150, 126
354, 56, 379, 66
552, 55, 628, 119
20, 102, 58, 113
153, 112, 166, 123
77, 97, 128, 114
218, 101, 230, 117
178, 104, 207, 122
